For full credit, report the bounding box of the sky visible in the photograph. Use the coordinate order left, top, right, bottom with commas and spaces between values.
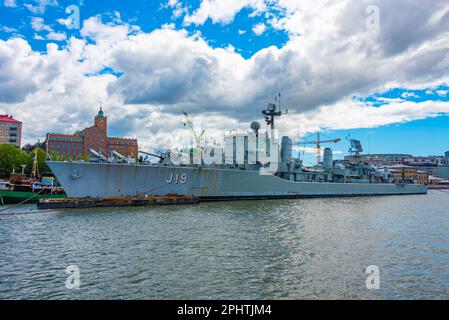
0, 0, 449, 163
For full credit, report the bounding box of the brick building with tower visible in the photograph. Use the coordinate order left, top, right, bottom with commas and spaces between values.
45, 108, 138, 158
0, 114, 22, 147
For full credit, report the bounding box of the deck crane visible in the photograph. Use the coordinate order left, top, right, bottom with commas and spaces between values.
182, 111, 205, 149
301, 132, 341, 165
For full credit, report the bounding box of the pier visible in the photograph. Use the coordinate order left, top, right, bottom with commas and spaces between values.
37, 195, 201, 210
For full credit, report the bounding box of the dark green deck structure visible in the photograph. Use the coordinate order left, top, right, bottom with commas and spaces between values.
0, 190, 66, 204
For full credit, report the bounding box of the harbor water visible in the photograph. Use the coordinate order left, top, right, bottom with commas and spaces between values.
0, 190, 448, 299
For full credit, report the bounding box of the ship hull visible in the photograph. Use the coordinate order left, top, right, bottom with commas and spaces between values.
46, 161, 428, 199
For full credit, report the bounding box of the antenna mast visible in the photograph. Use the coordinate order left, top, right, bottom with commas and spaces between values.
262, 93, 285, 140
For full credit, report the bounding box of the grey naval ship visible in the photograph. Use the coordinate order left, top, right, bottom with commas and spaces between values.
47, 100, 427, 200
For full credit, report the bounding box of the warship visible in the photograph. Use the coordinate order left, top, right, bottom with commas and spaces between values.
47, 100, 427, 200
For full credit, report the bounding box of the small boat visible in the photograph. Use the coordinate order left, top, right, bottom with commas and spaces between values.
0, 150, 66, 205
0, 180, 11, 190
0, 189, 66, 204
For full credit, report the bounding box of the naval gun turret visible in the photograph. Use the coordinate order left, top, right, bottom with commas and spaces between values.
139, 150, 172, 165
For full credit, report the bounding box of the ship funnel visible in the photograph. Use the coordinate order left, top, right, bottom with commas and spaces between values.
323, 148, 333, 168
281, 136, 293, 162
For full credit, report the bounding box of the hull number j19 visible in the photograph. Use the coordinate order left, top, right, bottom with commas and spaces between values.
166, 173, 188, 184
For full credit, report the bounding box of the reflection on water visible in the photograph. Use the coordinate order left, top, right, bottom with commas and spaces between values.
0, 190, 448, 299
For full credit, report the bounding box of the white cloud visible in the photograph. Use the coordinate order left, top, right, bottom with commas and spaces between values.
56, 17, 72, 28
3, 0, 16, 8
252, 22, 266, 35
238, 29, 246, 35
376, 97, 405, 104
0, 38, 61, 104
166, 0, 186, 18
1, 1, 449, 150
293, 146, 342, 157
33, 34, 45, 40
31, 17, 52, 32
105, 28, 251, 111
24, 0, 58, 14
47, 31, 66, 41
295, 146, 321, 155
299, 99, 449, 134
80, 16, 132, 44
183, 0, 266, 25
1, 25, 17, 33
31, 16, 66, 41
401, 92, 418, 99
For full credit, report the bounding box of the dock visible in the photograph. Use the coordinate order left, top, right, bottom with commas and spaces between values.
37, 195, 201, 210
428, 185, 449, 190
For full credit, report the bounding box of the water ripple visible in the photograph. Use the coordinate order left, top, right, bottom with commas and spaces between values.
1, 191, 448, 299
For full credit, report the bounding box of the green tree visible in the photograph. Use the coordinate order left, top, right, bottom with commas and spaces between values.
0, 145, 91, 180
0, 144, 28, 179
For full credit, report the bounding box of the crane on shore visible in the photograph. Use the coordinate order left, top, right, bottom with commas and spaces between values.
301, 132, 341, 165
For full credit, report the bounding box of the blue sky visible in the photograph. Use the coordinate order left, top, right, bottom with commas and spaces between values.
0, 0, 288, 56
1, 0, 448, 158
296, 85, 448, 165
327, 86, 449, 160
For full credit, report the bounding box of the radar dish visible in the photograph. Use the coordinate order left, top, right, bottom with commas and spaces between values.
250, 121, 261, 132
349, 139, 363, 155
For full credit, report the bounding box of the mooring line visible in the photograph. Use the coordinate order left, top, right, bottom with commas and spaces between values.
0, 189, 46, 213
0, 209, 58, 216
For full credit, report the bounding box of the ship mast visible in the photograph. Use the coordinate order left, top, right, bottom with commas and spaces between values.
262, 93, 285, 140
32, 149, 39, 179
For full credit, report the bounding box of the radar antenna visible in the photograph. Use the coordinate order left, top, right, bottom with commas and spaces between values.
262, 93, 287, 139
348, 139, 363, 157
